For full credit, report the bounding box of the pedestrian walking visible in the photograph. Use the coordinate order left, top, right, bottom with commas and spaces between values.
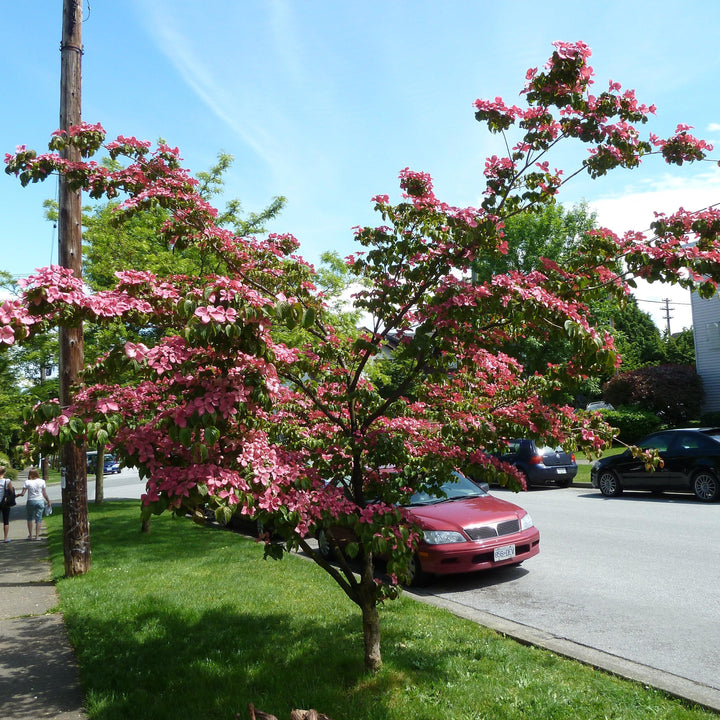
16, 467, 51, 541
1, 465, 17, 542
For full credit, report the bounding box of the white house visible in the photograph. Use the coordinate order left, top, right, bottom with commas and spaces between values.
691, 291, 720, 413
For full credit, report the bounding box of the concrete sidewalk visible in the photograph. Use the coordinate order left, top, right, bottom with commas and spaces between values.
0, 487, 86, 720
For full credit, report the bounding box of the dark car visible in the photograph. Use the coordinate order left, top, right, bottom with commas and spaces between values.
86, 451, 121, 475
317, 472, 540, 585
499, 439, 577, 488
591, 428, 720, 502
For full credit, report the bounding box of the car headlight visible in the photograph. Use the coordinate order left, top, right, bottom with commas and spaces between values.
520, 513, 534, 531
423, 530, 466, 545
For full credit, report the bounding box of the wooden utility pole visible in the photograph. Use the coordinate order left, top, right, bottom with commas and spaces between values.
59, 0, 90, 575
662, 298, 674, 336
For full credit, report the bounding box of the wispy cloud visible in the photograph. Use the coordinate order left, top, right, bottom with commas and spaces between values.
133, 1, 288, 173
267, 0, 307, 88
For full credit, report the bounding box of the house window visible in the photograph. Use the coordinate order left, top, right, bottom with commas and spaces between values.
705, 321, 720, 349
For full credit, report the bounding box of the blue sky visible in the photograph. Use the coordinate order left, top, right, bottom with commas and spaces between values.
2, 0, 720, 331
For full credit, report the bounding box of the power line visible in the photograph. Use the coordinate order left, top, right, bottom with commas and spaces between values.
635, 297, 691, 306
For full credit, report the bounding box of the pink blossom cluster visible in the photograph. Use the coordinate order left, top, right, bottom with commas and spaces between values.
649, 125, 714, 165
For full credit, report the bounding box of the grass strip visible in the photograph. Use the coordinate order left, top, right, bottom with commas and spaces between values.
46, 501, 717, 720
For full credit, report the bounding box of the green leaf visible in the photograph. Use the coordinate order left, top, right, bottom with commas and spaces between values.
216, 505, 233, 526
302, 307, 316, 328
179, 427, 193, 447
204, 427, 220, 446
69, 417, 85, 434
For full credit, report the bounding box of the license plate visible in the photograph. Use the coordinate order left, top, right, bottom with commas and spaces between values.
494, 544, 516, 562
556, 468, 567, 474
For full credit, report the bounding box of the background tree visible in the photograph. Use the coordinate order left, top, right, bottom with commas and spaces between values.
662, 327, 695, 365
474, 203, 601, 389
473, 202, 598, 278
0, 351, 24, 457
4, 42, 720, 674
475, 203, 693, 399
593, 296, 666, 371
9, 331, 60, 401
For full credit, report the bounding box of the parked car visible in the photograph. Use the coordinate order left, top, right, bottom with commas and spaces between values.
317, 472, 540, 585
498, 439, 577, 488
103, 454, 121, 474
86, 451, 121, 475
591, 428, 720, 502
586, 401, 614, 412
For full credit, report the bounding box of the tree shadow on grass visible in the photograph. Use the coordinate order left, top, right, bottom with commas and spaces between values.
52, 501, 531, 720
63, 601, 403, 720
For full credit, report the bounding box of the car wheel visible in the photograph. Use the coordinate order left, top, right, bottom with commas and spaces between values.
597, 469, 622, 497
317, 529, 335, 561
692, 469, 720, 502
405, 553, 430, 587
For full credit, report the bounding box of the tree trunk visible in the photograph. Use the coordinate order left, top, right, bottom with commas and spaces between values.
361, 600, 382, 672
359, 553, 382, 672
95, 445, 104, 504
61, 441, 91, 575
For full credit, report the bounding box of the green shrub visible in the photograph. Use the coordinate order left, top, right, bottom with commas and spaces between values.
601, 406, 662, 444
0, 452, 18, 481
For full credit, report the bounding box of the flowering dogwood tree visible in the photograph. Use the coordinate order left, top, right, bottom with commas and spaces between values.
5, 42, 720, 671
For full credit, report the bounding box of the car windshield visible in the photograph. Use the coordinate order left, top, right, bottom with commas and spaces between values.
409, 472, 488, 506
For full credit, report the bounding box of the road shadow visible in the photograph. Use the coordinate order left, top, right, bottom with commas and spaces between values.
488, 484, 563, 496
576, 490, 705, 505
407, 563, 530, 595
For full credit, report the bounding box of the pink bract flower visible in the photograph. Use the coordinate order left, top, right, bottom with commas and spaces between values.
0, 326, 15, 344
97, 400, 120, 413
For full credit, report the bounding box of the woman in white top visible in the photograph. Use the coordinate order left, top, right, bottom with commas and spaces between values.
17, 468, 51, 541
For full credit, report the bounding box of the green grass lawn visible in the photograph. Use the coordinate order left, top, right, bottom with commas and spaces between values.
45, 502, 716, 720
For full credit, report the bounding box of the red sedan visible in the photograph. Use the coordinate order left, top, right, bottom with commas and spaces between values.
407, 473, 539, 583
318, 472, 540, 585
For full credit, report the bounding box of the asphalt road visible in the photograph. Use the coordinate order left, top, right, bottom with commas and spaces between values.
46, 471, 720, 698
46, 468, 146, 505
411, 484, 720, 693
